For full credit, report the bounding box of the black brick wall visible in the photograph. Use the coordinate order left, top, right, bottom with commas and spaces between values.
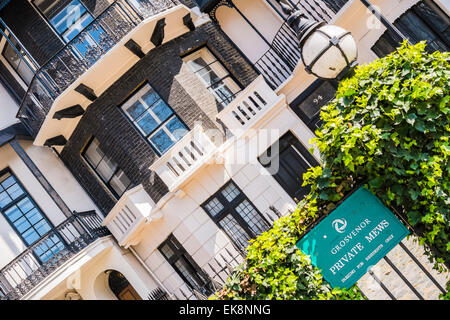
0, 0, 64, 65
0, 0, 112, 66
60, 22, 258, 215
179, 0, 198, 8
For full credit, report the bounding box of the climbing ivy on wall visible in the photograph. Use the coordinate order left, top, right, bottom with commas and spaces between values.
212, 42, 449, 300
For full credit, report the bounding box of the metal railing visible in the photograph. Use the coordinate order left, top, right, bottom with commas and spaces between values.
174, 247, 245, 300
159, 207, 284, 300
16, 0, 179, 137
256, 0, 348, 89
0, 211, 109, 300
147, 287, 171, 300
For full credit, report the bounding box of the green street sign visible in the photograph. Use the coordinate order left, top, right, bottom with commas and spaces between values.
296, 187, 410, 289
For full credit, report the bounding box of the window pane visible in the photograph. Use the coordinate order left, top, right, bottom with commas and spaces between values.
3, 41, 21, 69
235, 200, 270, 236
188, 57, 209, 73
221, 183, 240, 202
84, 139, 104, 168
16, 58, 35, 84
160, 243, 175, 259
122, 85, 187, 154
50, 0, 87, 35
23, 228, 40, 246
0, 192, 12, 209
63, 14, 94, 42
35, 219, 52, 236
1, 175, 16, 189
96, 156, 118, 182
83, 138, 131, 198
109, 169, 131, 197
14, 216, 32, 233
174, 258, 204, 291
165, 117, 188, 141
124, 101, 147, 121
26, 208, 44, 225
159, 236, 208, 294
5, 206, 22, 222
142, 90, 160, 108
151, 100, 173, 123
204, 197, 224, 217
197, 66, 222, 86
136, 111, 159, 135
17, 197, 34, 214
7, 182, 24, 200
219, 214, 252, 251
149, 129, 175, 154
186, 49, 240, 108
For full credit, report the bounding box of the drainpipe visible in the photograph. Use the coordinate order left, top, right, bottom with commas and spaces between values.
128, 246, 176, 300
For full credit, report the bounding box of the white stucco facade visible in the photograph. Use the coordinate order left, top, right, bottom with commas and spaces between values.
0, 0, 448, 300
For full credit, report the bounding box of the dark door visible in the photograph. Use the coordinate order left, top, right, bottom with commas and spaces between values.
259, 132, 319, 203
118, 285, 142, 300
289, 79, 338, 132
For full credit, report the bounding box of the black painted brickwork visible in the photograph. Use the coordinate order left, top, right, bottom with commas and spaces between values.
0, 0, 63, 66
0, 0, 112, 66
60, 22, 259, 215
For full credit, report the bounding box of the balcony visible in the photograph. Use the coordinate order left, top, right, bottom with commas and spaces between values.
216, 75, 286, 137
255, 0, 350, 89
0, 211, 109, 300
102, 185, 163, 248
150, 125, 218, 193
197, 0, 349, 91
15, 0, 193, 142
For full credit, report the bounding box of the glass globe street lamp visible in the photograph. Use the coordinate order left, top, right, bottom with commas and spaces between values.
287, 10, 358, 80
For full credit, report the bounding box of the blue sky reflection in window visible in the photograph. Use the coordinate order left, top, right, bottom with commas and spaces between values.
121, 84, 189, 155
0, 171, 65, 263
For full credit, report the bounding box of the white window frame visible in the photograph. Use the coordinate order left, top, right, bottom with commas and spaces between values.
183, 47, 241, 109
121, 83, 188, 155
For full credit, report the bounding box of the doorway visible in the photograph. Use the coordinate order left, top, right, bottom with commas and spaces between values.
107, 270, 142, 300
258, 131, 319, 203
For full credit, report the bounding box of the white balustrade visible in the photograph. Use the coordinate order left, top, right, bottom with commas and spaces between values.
150, 125, 217, 192
217, 75, 285, 137
102, 185, 160, 247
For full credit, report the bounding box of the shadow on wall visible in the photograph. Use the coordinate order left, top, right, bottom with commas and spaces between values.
93, 270, 117, 300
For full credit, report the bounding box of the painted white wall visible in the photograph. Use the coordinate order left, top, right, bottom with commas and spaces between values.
0, 82, 19, 130
21, 140, 100, 214
131, 100, 319, 298
124, 0, 450, 299
0, 140, 101, 269
76, 244, 159, 300
24, 237, 159, 300
215, 0, 284, 63
278, 0, 428, 103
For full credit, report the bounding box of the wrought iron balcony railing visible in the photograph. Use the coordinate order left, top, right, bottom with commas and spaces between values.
0, 211, 109, 300
16, 0, 180, 137
256, 0, 349, 89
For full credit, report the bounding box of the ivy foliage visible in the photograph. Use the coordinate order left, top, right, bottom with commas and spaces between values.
213, 198, 364, 300
309, 41, 449, 269
213, 42, 449, 300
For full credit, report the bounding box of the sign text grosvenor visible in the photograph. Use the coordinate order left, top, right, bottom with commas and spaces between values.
296, 187, 409, 288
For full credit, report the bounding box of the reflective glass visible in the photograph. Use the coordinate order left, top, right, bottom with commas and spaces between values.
150, 129, 174, 154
